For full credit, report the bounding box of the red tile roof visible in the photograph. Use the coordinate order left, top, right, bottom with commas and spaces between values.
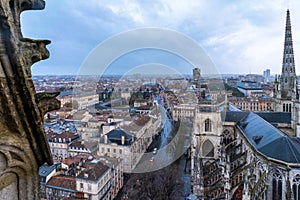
62, 154, 92, 166
46, 130, 78, 141
47, 175, 76, 191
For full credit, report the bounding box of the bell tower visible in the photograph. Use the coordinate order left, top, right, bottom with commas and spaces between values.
280, 9, 296, 99
275, 10, 297, 113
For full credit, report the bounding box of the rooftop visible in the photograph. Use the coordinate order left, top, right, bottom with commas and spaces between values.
95, 156, 122, 168
69, 140, 98, 149
39, 164, 56, 177
237, 112, 300, 164
47, 175, 76, 191
222, 111, 291, 124
44, 120, 77, 134
62, 154, 92, 166
236, 81, 261, 90
77, 161, 110, 181
46, 130, 80, 143
106, 128, 135, 146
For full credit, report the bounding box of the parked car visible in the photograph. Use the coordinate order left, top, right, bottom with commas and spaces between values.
152, 148, 157, 155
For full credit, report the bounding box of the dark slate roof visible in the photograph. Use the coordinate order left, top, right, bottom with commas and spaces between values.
39, 164, 56, 177
107, 128, 135, 146
259, 137, 300, 163
59, 90, 94, 97
59, 90, 80, 97
222, 111, 291, 125
222, 111, 249, 122
237, 112, 300, 163
229, 104, 242, 111
255, 112, 291, 124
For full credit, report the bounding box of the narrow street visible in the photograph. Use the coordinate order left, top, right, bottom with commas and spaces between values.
131, 104, 174, 173
117, 93, 193, 199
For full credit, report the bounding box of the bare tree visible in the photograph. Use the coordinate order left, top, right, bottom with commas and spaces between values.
124, 165, 185, 200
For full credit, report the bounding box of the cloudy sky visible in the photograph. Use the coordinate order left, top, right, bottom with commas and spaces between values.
21, 0, 300, 76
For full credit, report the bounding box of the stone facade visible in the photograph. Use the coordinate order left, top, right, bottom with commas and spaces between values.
76, 158, 123, 200
274, 10, 297, 112
172, 104, 196, 121
229, 96, 274, 111
274, 10, 300, 137
0, 1, 60, 199
191, 104, 300, 199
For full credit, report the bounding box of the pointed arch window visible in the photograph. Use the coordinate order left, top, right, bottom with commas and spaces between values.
202, 139, 214, 157
204, 118, 212, 132
272, 171, 283, 200
222, 129, 234, 146
293, 174, 300, 200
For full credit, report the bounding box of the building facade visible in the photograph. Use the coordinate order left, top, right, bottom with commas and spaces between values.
98, 109, 161, 172
172, 104, 196, 121
229, 96, 274, 111
76, 161, 112, 200
39, 164, 57, 199
46, 130, 81, 161
236, 81, 263, 97
41, 156, 123, 200
193, 68, 201, 83
45, 175, 77, 200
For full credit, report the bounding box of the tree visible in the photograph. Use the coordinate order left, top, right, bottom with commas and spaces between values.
124, 165, 185, 200
224, 83, 244, 97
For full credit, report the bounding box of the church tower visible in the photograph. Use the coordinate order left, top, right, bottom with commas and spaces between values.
275, 9, 297, 113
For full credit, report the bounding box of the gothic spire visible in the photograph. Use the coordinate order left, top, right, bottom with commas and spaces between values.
280, 9, 296, 99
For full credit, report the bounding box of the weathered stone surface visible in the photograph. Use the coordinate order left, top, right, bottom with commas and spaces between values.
0, 0, 58, 199
35, 92, 61, 117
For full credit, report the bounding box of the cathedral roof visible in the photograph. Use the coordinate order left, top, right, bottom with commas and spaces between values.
222, 111, 248, 122
222, 111, 291, 124
237, 112, 300, 164
255, 112, 291, 124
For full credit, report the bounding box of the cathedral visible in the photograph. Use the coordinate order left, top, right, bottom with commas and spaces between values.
274, 9, 300, 137
191, 10, 300, 200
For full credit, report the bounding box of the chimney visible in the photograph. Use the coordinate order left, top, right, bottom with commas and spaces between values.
121, 136, 125, 145
104, 135, 108, 144
84, 173, 89, 178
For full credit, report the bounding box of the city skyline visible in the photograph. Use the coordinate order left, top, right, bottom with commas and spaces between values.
21, 0, 300, 76
3, 1, 300, 199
